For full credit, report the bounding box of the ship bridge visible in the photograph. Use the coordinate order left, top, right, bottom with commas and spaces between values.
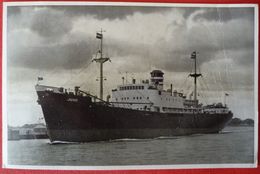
110, 70, 186, 113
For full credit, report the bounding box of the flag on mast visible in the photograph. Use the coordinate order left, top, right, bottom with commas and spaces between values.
96, 32, 103, 39
191, 51, 196, 59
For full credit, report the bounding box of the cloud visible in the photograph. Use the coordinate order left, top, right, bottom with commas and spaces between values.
52, 6, 170, 20
30, 8, 73, 39
7, 6, 254, 74
8, 39, 96, 70
193, 8, 254, 22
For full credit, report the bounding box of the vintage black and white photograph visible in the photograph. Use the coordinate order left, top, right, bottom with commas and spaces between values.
3, 2, 258, 169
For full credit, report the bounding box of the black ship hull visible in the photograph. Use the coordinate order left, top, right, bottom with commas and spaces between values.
36, 87, 233, 142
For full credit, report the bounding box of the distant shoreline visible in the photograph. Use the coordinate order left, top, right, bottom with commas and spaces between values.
227, 118, 254, 127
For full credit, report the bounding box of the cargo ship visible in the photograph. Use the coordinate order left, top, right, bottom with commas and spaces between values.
35, 31, 233, 142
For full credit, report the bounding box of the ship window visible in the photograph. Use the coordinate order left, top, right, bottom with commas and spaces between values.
142, 86, 144, 89
147, 97, 149, 99
127, 97, 129, 100
137, 97, 139, 99
133, 97, 135, 99
140, 97, 142, 99
116, 98, 118, 101
121, 98, 123, 100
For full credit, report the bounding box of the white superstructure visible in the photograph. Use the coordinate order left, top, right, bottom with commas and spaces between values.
111, 70, 187, 113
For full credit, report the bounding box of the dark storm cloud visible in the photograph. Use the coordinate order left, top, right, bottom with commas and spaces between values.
8, 39, 97, 70
8, 6, 170, 40
193, 8, 254, 22
51, 6, 170, 20
6, 5, 255, 74
30, 8, 72, 38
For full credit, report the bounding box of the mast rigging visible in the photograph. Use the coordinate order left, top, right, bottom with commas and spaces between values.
189, 51, 202, 107
92, 29, 110, 100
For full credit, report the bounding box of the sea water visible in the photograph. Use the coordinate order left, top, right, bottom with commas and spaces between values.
7, 126, 255, 166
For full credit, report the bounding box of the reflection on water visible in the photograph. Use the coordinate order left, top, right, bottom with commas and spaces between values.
7, 126, 254, 166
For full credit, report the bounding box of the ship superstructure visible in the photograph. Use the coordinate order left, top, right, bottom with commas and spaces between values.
111, 70, 186, 112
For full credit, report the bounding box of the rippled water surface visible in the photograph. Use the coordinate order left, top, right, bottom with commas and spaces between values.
7, 126, 255, 166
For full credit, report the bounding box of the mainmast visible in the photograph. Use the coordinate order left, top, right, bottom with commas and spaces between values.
92, 29, 110, 100
189, 51, 202, 107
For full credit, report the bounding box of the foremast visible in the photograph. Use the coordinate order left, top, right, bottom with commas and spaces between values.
189, 51, 202, 107
92, 29, 110, 100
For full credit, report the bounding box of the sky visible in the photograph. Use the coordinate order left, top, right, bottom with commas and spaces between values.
5, 4, 257, 126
